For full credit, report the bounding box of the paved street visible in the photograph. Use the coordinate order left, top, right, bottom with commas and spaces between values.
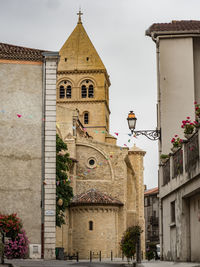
2, 260, 200, 267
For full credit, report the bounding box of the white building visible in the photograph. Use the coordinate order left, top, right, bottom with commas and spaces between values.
146, 20, 200, 262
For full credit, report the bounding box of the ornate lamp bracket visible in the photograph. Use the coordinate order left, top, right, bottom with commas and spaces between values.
133, 129, 161, 141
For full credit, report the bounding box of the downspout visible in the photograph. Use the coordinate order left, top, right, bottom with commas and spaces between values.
151, 33, 163, 260
41, 57, 46, 259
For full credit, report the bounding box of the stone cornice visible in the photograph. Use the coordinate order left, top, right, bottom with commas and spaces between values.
57, 99, 111, 114
128, 150, 146, 156
57, 68, 111, 86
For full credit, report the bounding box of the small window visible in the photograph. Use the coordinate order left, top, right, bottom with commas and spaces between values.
88, 85, 94, 98
84, 112, 89, 124
89, 159, 95, 166
86, 57, 89, 61
65, 58, 67, 62
82, 85, 87, 98
171, 201, 175, 223
66, 85, 71, 98
89, 221, 93, 231
59, 86, 65, 98
153, 210, 156, 218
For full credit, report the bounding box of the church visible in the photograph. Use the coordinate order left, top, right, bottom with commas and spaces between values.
55, 12, 146, 259
0, 12, 145, 259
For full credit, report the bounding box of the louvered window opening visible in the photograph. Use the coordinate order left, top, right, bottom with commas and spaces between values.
84, 113, 89, 124
88, 85, 94, 98
66, 85, 71, 98
82, 85, 87, 98
59, 86, 65, 98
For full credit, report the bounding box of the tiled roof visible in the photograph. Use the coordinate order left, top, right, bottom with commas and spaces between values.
144, 187, 158, 196
0, 43, 45, 61
70, 189, 123, 206
146, 20, 200, 37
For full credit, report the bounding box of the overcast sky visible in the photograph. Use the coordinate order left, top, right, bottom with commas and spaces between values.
1, 0, 200, 189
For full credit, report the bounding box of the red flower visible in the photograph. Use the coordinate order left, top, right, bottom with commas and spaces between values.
194, 101, 197, 104
187, 116, 190, 119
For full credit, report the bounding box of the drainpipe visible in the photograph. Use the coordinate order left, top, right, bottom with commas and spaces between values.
151, 33, 163, 259
41, 58, 46, 259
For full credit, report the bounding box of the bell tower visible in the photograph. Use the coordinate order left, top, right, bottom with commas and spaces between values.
56, 11, 111, 142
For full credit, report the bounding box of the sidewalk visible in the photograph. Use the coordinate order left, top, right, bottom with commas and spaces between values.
1, 259, 200, 267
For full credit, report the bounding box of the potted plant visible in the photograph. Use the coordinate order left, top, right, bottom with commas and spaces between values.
171, 135, 183, 153
181, 117, 194, 139
160, 154, 169, 164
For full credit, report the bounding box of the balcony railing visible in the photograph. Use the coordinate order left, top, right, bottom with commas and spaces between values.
161, 131, 200, 187
163, 158, 170, 185
185, 133, 199, 174
172, 148, 183, 178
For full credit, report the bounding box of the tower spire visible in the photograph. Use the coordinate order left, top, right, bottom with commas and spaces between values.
77, 9, 83, 24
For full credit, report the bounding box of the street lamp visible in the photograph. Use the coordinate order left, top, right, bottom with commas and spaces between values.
127, 111, 161, 141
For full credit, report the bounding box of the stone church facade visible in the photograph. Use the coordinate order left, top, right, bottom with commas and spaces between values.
56, 14, 146, 259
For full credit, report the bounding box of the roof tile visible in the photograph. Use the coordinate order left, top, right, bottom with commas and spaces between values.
144, 187, 158, 196
0, 43, 45, 61
146, 20, 200, 37
70, 188, 123, 206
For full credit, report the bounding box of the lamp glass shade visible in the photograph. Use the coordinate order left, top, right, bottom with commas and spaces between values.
127, 111, 137, 132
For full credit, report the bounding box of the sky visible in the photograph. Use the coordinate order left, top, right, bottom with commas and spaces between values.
1, 0, 200, 189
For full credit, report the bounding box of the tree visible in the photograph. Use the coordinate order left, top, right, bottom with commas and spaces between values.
56, 134, 73, 227
120, 225, 143, 259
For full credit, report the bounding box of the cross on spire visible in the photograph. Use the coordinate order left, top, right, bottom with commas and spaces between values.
77, 9, 83, 24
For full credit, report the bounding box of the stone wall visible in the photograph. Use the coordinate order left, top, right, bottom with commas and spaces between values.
0, 61, 43, 245
70, 206, 119, 259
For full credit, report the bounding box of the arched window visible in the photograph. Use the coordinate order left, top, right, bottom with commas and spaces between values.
81, 80, 94, 98
88, 85, 94, 98
89, 221, 93, 231
59, 86, 65, 98
66, 85, 71, 98
58, 80, 72, 99
82, 85, 87, 98
84, 112, 89, 124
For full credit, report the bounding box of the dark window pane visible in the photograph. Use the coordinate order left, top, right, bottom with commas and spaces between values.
66, 85, 71, 98
171, 201, 175, 223
84, 113, 89, 124
60, 86, 65, 98
82, 85, 87, 98
88, 85, 94, 98
89, 221, 93, 231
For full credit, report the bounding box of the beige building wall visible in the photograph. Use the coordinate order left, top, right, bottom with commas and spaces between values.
159, 37, 196, 153
0, 61, 43, 245
0, 51, 59, 260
